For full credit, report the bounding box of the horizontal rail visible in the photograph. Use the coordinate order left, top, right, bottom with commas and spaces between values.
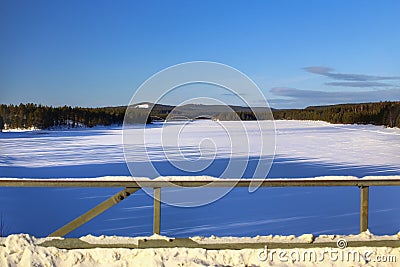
39, 238, 400, 250
0, 176, 400, 188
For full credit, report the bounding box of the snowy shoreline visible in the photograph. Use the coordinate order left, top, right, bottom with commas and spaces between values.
2, 120, 400, 133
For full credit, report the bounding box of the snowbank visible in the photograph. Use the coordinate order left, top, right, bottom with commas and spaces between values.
1, 232, 399, 267
1, 126, 40, 132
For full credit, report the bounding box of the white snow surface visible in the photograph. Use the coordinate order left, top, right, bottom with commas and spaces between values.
1, 120, 400, 169
134, 103, 149, 109
0, 232, 399, 267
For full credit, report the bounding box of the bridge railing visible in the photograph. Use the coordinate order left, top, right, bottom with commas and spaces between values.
1, 176, 399, 237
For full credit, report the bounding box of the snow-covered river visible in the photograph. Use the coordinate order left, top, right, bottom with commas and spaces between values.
1, 120, 399, 237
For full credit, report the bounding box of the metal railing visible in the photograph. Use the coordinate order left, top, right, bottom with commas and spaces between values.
1, 176, 399, 237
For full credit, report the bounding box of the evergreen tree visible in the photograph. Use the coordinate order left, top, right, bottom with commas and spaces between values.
0, 116, 4, 132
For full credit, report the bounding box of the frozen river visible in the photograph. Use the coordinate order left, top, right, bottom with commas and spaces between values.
1, 120, 399, 237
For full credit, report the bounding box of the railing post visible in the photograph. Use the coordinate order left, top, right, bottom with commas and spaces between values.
153, 187, 161, 235
360, 186, 369, 233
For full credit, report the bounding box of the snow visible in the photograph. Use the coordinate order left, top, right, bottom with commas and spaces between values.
0, 127, 125, 168
0, 176, 139, 181
274, 120, 400, 168
1, 120, 399, 170
134, 104, 149, 109
1, 127, 40, 132
0, 233, 399, 267
153, 176, 221, 181
0, 175, 399, 183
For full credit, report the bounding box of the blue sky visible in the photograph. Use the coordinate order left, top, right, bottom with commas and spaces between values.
1, 0, 399, 108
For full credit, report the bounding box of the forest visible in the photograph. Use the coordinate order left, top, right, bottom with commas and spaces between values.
0, 101, 399, 130
272, 101, 400, 128
0, 104, 126, 130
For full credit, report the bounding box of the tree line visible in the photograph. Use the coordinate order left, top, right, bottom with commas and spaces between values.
272, 101, 400, 128
0, 101, 399, 131
0, 103, 126, 130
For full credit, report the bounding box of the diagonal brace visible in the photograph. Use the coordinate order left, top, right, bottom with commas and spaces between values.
49, 187, 140, 237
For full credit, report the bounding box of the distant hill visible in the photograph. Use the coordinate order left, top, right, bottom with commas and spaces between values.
1, 101, 399, 130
